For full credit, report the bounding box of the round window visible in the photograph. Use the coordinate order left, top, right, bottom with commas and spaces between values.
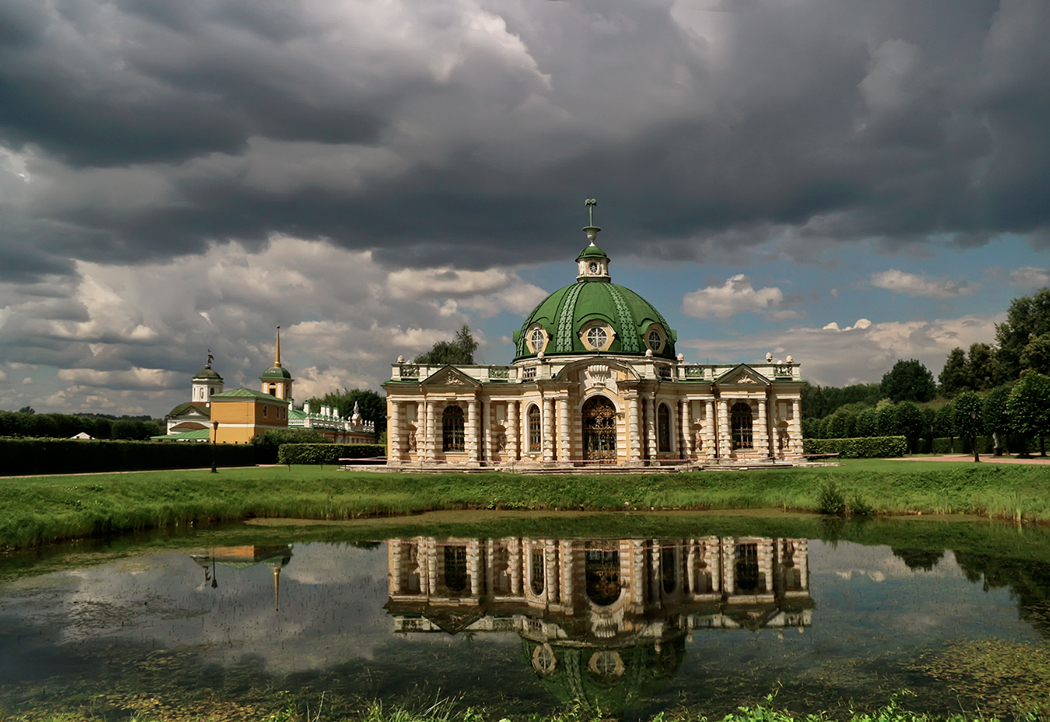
648, 330, 662, 351
586, 327, 608, 349
588, 261, 599, 274
529, 328, 545, 352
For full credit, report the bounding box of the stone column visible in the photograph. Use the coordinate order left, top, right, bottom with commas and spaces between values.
389, 400, 401, 462
467, 399, 478, 464
543, 397, 555, 462
626, 393, 640, 462
425, 400, 436, 460
681, 400, 692, 459
790, 398, 803, 457
482, 400, 492, 465
508, 401, 519, 461
718, 399, 731, 459
756, 399, 768, 458
557, 396, 570, 462
646, 393, 657, 461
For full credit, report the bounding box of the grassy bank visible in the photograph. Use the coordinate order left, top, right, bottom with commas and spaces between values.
2, 460, 1050, 551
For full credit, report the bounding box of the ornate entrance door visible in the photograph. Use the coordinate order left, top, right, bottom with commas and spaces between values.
582, 396, 617, 461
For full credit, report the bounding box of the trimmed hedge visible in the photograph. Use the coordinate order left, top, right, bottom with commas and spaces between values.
803, 436, 908, 458
277, 443, 386, 465
0, 437, 258, 476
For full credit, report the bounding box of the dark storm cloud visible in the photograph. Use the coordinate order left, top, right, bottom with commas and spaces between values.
2, 0, 1049, 273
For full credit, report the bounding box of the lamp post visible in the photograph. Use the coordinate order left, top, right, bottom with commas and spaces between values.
971, 411, 980, 463
211, 421, 219, 473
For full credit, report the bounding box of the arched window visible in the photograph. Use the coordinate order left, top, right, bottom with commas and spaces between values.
657, 403, 671, 452
661, 545, 677, 594
443, 405, 465, 452
530, 549, 545, 596
445, 545, 468, 593
527, 404, 541, 452
586, 326, 608, 349
648, 329, 662, 352
731, 402, 753, 450
529, 327, 545, 353
585, 544, 620, 606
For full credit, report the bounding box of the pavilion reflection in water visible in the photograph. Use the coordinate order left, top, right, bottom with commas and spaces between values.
386, 537, 812, 714
189, 545, 293, 607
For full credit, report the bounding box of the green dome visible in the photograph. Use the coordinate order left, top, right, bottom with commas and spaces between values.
513, 279, 678, 361
193, 367, 223, 381
260, 365, 293, 380
576, 243, 609, 260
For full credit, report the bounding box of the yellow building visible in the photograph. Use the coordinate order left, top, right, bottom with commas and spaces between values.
208, 328, 293, 444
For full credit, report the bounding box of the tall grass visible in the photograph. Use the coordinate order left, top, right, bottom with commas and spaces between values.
2, 460, 1050, 551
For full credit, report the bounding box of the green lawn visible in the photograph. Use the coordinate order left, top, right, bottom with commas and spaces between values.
1, 459, 1049, 551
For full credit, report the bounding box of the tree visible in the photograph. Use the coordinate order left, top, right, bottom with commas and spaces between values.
895, 401, 924, 453
1020, 332, 1050, 377
856, 408, 877, 437
935, 402, 956, 451
414, 324, 479, 365
17, 405, 35, 415
952, 391, 984, 462
938, 348, 968, 397
921, 407, 937, 449
306, 388, 388, 437
881, 359, 936, 403
996, 288, 1050, 380
876, 402, 901, 436
1007, 372, 1050, 457
982, 384, 1013, 456
966, 343, 998, 391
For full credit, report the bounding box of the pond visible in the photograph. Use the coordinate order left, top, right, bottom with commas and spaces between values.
1, 514, 1050, 721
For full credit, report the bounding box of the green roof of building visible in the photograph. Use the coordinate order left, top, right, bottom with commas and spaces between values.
212, 387, 290, 403
513, 279, 677, 361
152, 429, 211, 441
576, 243, 609, 260
165, 401, 210, 418
193, 367, 223, 380
260, 365, 293, 380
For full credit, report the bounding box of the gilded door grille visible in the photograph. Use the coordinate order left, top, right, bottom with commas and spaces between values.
583, 397, 617, 461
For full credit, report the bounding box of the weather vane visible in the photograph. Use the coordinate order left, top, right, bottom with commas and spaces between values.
585, 198, 597, 227
206, 349, 214, 368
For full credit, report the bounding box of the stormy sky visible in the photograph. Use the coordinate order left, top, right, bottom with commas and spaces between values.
1, 0, 1049, 415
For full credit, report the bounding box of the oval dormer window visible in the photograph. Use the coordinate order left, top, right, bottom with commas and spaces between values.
529, 327, 545, 353
586, 327, 608, 349
648, 329, 662, 352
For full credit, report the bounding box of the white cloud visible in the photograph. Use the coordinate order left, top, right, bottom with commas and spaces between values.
870, 269, 976, 299
0, 236, 549, 413
681, 274, 786, 320
1009, 266, 1050, 287
680, 313, 1001, 386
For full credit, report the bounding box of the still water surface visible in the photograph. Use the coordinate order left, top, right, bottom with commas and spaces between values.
1, 522, 1049, 719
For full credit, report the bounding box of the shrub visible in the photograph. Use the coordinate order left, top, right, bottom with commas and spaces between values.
817, 480, 846, 515
278, 443, 386, 465
0, 438, 257, 476
802, 436, 908, 458
251, 429, 332, 464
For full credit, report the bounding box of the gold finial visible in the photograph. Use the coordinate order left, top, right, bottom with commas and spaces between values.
274, 325, 282, 368
585, 198, 597, 226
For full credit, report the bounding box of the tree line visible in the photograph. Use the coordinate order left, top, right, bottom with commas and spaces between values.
802, 287, 1050, 456
0, 410, 162, 440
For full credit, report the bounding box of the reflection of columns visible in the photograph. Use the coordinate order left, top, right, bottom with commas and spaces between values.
790, 398, 803, 456
646, 393, 657, 460
723, 538, 736, 593
557, 396, 570, 462
627, 393, 640, 461
509, 538, 522, 595
686, 541, 696, 595
468, 539, 481, 598
508, 401, 519, 461
426, 537, 438, 595
545, 540, 558, 605
797, 539, 809, 590
467, 399, 478, 463
560, 540, 574, 606
425, 401, 436, 460
756, 399, 768, 458
389, 540, 404, 594
649, 539, 660, 603
543, 397, 555, 462
390, 400, 401, 461
630, 539, 646, 605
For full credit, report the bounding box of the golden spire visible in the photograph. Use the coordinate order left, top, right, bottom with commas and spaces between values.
274, 325, 282, 368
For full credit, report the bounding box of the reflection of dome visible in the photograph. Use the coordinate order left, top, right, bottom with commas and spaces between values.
522, 636, 686, 716
513, 243, 677, 362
